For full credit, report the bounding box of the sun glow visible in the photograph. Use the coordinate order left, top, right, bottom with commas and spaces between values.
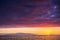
43, 28, 52, 35
0, 27, 60, 35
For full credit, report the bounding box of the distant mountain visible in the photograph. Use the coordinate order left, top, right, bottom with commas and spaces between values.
0, 33, 38, 37
0, 33, 60, 40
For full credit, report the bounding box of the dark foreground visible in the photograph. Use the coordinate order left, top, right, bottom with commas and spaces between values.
0, 33, 60, 40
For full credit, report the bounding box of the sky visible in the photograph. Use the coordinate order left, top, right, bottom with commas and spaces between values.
0, 0, 60, 27
0, 27, 60, 35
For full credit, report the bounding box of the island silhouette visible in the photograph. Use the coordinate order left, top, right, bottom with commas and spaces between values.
0, 33, 60, 40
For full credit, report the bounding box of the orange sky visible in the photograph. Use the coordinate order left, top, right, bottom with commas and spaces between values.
0, 27, 60, 35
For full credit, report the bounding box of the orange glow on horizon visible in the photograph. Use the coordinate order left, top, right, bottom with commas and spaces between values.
0, 27, 60, 35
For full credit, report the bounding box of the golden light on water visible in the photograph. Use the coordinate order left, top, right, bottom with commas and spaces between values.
0, 27, 60, 35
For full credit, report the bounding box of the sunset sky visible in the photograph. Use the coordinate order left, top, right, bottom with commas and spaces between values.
0, 27, 60, 35
0, 0, 60, 26
0, 0, 60, 35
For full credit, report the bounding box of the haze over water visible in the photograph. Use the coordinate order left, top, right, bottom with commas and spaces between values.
0, 27, 60, 35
